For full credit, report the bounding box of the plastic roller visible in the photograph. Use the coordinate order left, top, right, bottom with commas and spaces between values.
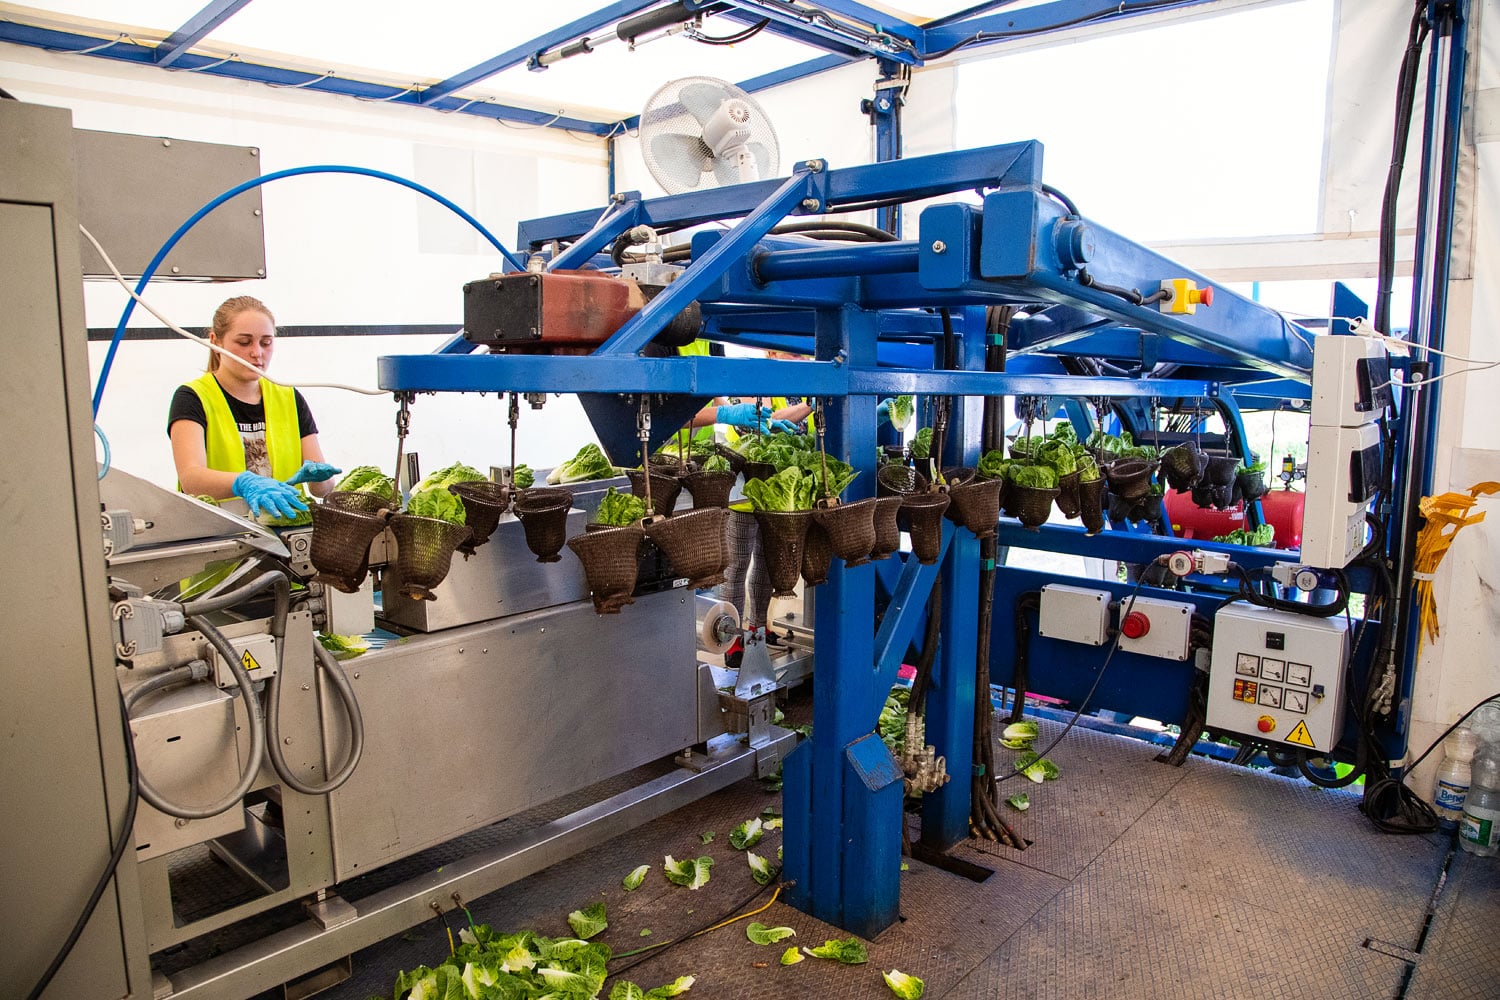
695, 595, 740, 654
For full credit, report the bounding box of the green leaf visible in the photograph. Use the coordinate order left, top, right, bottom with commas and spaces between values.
804, 937, 869, 964
567, 901, 607, 940
888, 395, 914, 430
763, 817, 783, 831
639, 928, 652, 937
611, 984, 646, 1000
910, 427, 933, 459
729, 818, 764, 850
883, 969, 926, 998
746, 850, 778, 886
1005, 793, 1030, 812
415, 462, 487, 492
746, 922, 796, 945
900, 861, 909, 871
663, 855, 713, 890
596, 486, 650, 526
700, 830, 715, 844
405, 487, 466, 524
1001, 721, 1038, 743
780, 946, 804, 966
645, 975, 696, 997
546, 443, 616, 485
622, 865, 650, 892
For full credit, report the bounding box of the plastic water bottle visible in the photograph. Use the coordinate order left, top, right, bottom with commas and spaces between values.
1458, 742, 1500, 857
1433, 728, 1478, 830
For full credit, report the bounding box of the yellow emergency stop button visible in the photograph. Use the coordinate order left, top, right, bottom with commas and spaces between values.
1256, 715, 1276, 734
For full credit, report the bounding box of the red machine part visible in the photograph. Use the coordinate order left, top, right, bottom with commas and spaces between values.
1120, 610, 1151, 639
1162, 488, 1304, 550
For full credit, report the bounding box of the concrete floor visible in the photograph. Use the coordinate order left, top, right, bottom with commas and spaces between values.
284, 713, 1497, 1000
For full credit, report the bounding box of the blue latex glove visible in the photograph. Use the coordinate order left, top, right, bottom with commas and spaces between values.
716, 402, 775, 428
768, 419, 802, 435
283, 460, 342, 486
233, 471, 309, 520
876, 399, 892, 426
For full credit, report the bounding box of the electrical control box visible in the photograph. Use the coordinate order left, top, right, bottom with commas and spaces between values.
211, 632, 279, 689
1115, 595, 1194, 661
1301, 422, 1381, 569
1206, 604, 1348, 753
1038, 584, 1112, 646
1311, 333, 1393, 428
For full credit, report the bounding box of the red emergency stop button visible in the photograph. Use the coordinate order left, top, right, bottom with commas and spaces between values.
1193, 285, 1214, 308
1121, 611, 1150, 639
1257, 715, 1276, 733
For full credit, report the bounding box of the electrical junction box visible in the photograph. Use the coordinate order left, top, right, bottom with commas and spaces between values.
1301, 423, 1381, 569
1116, 596, 1195, 661
1311, 334, 1393, 428
211, 632, 278, 689
1038, 584, 1112, 646
1207, 604, 1348, 753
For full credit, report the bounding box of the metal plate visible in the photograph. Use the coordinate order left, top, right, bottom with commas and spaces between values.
129, 684, 246, 861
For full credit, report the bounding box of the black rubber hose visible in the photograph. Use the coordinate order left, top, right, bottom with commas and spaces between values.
769, 221, 898, 242
1009, 592, 1041, 724
909, 576, 943, 718
179, 570, 289, 623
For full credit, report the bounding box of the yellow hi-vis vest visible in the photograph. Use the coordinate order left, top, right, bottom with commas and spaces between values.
186, 371, 303, 480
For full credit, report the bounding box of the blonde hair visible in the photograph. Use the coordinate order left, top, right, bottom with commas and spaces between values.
207, 295, 276, 372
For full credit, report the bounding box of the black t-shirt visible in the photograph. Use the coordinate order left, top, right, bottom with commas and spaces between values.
168, 378, 317, 478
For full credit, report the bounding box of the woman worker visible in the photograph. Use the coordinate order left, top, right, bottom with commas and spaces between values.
168, 296, 340, 520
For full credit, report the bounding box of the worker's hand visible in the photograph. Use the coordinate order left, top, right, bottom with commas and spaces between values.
283, 460, 342, 486
876, 399, 892, 426
768, 419, 802, 435
233, 472, 309, 520
716, 402, 774, 428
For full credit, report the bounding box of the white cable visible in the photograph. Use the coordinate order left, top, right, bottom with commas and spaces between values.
79, 225, 388, 397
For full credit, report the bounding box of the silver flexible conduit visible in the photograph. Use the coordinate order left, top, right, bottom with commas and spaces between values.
264, 641, 365, 795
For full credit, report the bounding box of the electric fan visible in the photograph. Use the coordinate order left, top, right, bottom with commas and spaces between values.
639, 76, 780, 193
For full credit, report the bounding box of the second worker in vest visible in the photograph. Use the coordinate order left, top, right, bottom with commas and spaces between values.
168, 295, 341, 523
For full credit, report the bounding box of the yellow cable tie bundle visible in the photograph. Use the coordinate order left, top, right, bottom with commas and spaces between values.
1414, 481, 1500, 645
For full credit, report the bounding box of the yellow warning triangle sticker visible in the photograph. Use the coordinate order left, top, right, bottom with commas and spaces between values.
241, 649, 261, 672
1285, 720, 1315, 748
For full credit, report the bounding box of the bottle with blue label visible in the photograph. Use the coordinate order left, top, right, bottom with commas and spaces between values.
1458, 742, 1500, 857
1433, 728, 1477, 830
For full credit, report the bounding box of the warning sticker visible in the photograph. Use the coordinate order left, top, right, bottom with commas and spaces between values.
241, 649, 262, 672
1285, 720, 1316, 748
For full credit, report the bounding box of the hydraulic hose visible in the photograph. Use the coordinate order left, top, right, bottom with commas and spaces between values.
92, 164, 525, 414
132, 615, 269, 820
180, 570, 290, 624
122, 661, 209, 714
264, 642, 365, 795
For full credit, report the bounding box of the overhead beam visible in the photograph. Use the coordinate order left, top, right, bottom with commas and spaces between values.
921, 0, 1226, 58
155, 0, 254, 67
715, 0, 918, 61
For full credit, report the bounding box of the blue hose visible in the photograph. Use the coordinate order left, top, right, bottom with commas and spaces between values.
91, 164, 526, 415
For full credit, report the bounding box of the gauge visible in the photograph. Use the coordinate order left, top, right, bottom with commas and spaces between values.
1235, 652, 1261, 677
1257, 685, 1282, 708
1285, 690, 1309, 714
1260, 658, 1285, 682
1287, 662, 1312, 687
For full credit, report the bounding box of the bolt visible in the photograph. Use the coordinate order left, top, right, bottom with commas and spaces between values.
162, 139, 171, 148
253, 208, 262, 217
352, 672, 360, 679
801, 198, 821, 212
458, 647, 464, 654
284, 736, 293, 745
171, 265, 181, 274
877, 99, 890, 111
803, 159, 824, 172
302, 683, 311, 691
931, 240, 947, 254
175, 817, 188, 827
249, 148, 258, 157
482, 648, 488, 654
257, 268, 266, 276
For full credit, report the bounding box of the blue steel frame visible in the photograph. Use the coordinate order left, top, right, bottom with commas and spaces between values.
377, 143, 1330, 935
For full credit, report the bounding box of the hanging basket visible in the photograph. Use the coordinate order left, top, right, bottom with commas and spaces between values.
1236, 469, 1270, 504
946, 476, 1004, 539
814, 497, 877, 567
1103, 459, 1157, 500
743, 461, 778, 484
938, 466, 978, 490
644, 506, 728, 589
448, 481, 511, 554
680, 469, 736, 509
649, 453, 698, 475
566, 524, 646, 614
754, 509, 813, 597
326, 490, 393, 517
900, 492, 951, 564
870, 495, 905, 561
389, 514, 472, 601
627, 469, 683, 517
1161, 442, 1208, 493
712, 443, 748, 476
512, 487, 573, 563
308, 502, 388, 593
1054, 470, 1083, 519
800, 521, 833, 587
1078, 477, 1106, 535
1192, 482, 1235, 511
1203, 455, 1239, 487
1007, 483, 1059, 532
877, 464, 929, 497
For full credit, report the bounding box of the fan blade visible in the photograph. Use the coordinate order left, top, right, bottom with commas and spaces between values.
650, 132, 713, 192
679, 82, 729, 128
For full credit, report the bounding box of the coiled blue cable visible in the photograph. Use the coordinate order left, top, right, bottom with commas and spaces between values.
91, 164, 525, 415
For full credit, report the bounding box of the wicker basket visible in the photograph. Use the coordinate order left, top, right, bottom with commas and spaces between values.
870, 495, 905, 561
1192, 482, 1234, 511
946, 477, 1004, 539
743, 461, 777, 484
649, 453, 698, 475
713, 442, 748, 475
900, 492, 951, 564
1054, 470, 1083, 520
1203, 455, 1239, 487
389, 514, 472, 601
644, 506, 728, 589
308, 502, 388, 593
326, 490, 393, 516
939, 466, 977, 489
754, 510, 813, 597
800, 521, 833, 587
1236, 469, 1269, 503
814, 497, 877, 567
1161, 442, 1208, 492
877, 464, 929, 497
1103, 459, 1157, 500
449, 481, 511, 554
512, 487, 573, 563
1008, 483, 1060, 532
1078, 477, 1106, 535
680, 469, 736, 509
627, 469, 682, 517
567, 524, 646, 614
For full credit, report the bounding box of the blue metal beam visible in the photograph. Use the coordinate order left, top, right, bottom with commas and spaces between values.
921, 0, 1225, 58
419, 0, 658, 105
716, 0, 919, 62
738, 52, 863, 95
155, 0, 253, 67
